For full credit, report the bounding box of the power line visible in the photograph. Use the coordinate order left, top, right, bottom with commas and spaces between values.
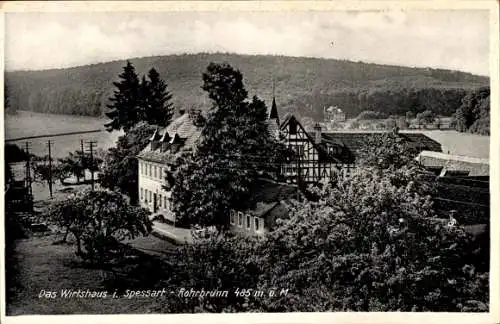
5, 129, 102, 142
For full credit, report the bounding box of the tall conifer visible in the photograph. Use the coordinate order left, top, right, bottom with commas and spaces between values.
143, 68, 174, 127
105, 61, 141, 132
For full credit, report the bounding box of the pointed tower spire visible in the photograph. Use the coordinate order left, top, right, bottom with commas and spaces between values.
269, 78, 279, 125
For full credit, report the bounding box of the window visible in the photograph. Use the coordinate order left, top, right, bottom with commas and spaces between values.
149, 190, 152, 202
154, 166, 157, 178
159, 167, 163, 179
147, 164, 151, 177
140, 188, 143, 200
165, 197, 168, 209
254, 217, 260, 231
238, 212, 243, 227
230, 210, 236, 225
246, 215, 251, 229
159, 194, 162, 207
290, 145, 304, 157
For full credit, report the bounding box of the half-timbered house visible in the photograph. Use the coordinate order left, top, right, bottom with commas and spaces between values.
275, 111, 442, 185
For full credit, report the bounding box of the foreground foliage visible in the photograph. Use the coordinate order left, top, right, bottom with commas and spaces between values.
160, 165, 488, 312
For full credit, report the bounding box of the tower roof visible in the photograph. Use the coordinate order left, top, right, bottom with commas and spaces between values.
270, 97, 279, 121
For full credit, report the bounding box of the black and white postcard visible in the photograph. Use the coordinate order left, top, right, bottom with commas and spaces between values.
1, 1, 498, 324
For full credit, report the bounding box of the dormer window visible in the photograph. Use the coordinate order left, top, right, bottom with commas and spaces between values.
169, 133, 180, 144
160, 131, 170, 152
150, 129, 161, 150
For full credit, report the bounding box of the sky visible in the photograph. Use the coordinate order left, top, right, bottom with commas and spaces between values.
4, 10, 490, 76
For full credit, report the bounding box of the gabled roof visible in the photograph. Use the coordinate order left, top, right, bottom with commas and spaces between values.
240, 178, 298, 216
319, 131, 442, 164
137, 113, 202, 164
242, 178, 300, 229
280, 115, 342, 164
398, 133, 442, 152
418, 150, 489, 176
249, 178, 298, 204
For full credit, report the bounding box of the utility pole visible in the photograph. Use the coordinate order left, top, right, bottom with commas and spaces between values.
47, 140, 54, 198
24, 141, 33, 211
81, 139, 85, 182
24, 142, 33, 196
296, 146, 301, 202
85, 141, 97, 191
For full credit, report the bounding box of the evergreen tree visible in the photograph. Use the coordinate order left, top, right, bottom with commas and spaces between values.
104, 61, 141, 132
143, 68, 174, 127
138, 75, 150, 122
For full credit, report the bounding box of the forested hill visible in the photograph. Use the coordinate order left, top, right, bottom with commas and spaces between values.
5, 53, 489, 120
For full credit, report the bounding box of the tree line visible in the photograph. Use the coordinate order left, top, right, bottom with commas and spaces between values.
5, 53, 488, 118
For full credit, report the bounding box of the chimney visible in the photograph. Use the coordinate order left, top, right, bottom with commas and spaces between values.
313, 123, 322, 144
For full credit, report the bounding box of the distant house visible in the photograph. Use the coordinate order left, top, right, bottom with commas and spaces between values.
417, 151, 489, 177
137, 110, 202, 221
324, 106, 346, 122
229, 179, 298, 236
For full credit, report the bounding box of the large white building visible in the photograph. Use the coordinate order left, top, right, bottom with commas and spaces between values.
137, 111, 202, 221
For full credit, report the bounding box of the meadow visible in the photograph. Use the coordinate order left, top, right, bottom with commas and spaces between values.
5, 111, 123, 159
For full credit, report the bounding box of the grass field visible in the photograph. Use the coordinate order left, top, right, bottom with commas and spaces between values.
6, 233, 178, 315
5, 111, 123, 159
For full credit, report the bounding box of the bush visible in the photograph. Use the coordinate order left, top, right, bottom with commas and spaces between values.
356, 110, 388, 120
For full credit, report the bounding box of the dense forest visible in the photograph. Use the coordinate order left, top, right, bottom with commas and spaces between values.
5, 53, 489, 122
452, 87, 490, 135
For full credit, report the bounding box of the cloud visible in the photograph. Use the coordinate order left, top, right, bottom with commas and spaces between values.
4, 11, 490, 76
